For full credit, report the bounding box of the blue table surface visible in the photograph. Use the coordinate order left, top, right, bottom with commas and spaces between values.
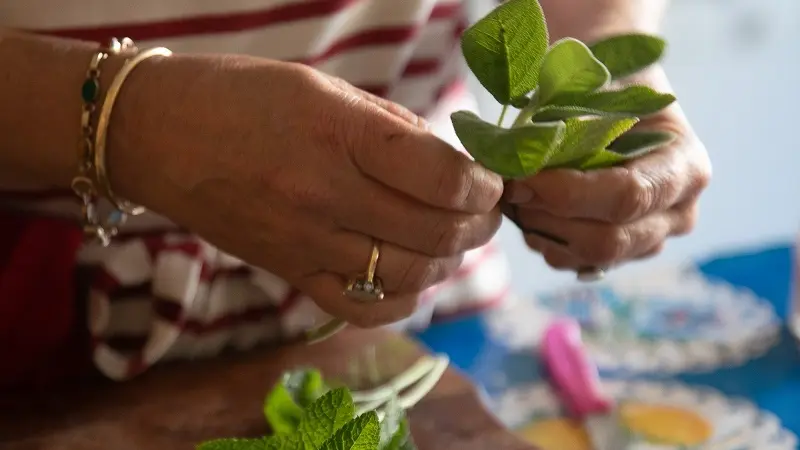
414, 243, 800, 438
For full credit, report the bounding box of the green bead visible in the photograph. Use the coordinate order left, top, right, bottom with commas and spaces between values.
81, 79, 99, 102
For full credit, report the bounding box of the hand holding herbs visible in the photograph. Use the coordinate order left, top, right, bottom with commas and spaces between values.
197, 354, 449, 450
452, 0, 677, 177
454, 0, 710, 271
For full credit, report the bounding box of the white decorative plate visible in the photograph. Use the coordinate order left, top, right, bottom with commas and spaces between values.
490, 380, 797, 450
484, 269, 781, 375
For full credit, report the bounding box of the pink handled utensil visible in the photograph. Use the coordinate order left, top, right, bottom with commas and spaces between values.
541, 318, 625, 450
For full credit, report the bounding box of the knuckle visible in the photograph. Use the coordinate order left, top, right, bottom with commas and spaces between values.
396, 256, 442, 292
434, 156, 475, 210
581, 226, 629, 264
432, 217, 471, 256
609, 171, 653, 223
672, 203, 699, 236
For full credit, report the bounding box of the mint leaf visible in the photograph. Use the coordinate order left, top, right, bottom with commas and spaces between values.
531, 105, 629, 122
536, 38, 610, 105
451, 110, 565, 178
297, 388, 356, 449
196, 438, 269, 450
589, 34, 666, 79
553, 85, 676, 115
545, 116, 639, 168
319, 412, 381, 450
266, 369, 329, 435
460, 0, 549, 104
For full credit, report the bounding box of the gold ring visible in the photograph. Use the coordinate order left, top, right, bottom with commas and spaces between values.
344, 240, 385, 302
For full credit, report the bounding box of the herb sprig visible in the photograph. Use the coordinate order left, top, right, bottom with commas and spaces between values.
453, 0, 677, 178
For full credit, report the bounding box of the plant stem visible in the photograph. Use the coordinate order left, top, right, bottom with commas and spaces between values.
511, 90, 540, 128
497, 104, 509, 126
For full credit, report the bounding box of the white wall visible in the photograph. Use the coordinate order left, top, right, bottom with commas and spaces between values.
467, 0, 800, 294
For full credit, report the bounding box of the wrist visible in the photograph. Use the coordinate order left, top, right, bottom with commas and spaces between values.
541, 0, 669, 43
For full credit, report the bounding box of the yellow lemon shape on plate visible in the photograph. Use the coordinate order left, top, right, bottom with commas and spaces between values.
516, 418, 592, 450
620, 402, 713, 446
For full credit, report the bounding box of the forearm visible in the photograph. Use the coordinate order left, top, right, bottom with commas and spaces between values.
538, 0, 670, 42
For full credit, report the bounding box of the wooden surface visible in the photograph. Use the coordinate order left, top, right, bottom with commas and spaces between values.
0, 329, 534, 450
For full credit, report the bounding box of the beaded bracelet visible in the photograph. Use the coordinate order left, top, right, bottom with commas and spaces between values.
71, 37, 137, 246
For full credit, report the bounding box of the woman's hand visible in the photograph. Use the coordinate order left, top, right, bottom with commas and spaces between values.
108, 55, 504, 327
503, 67, 711, 271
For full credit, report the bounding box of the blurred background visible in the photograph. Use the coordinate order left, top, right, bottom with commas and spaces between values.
465, 0, 800, 294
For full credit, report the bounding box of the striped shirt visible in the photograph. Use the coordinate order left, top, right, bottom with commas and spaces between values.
0, 0, 511, 387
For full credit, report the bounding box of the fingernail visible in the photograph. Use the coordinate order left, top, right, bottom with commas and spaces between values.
504, 183, 534, 204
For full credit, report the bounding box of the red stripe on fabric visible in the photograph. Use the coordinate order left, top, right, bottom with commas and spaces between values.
36, 0, 463, 43
98, 266, 252, 301
153, 300, 280, 334
37, 0, 361, 42
299, 26, 419, 66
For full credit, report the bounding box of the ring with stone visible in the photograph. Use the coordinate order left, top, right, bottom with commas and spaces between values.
344, 240, 385, 302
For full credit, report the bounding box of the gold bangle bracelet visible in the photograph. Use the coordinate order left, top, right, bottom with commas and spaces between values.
93, 46, 173, 215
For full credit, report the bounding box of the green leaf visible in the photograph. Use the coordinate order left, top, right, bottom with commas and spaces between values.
536, 38, 610, 105
609, 130, 677, 155
460, 0, 549, 104
589, 33, 666, 79
196, 438, 270, 450
297, 388, 356, 449
319, 412, 381, 450
575, 130, 675, 170
545, 116, 639, 168
531, 105, 630, 122
451, 110, 566, 179
265, 369, 329, 435
553, 85, 676, 116
510, 95, 531, 109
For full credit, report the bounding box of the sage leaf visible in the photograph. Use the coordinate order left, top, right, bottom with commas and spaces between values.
451, 110, 566, 179
553, 85, 676, 115
319, 412, 381, 450
510, 95, 531, 109
537, 38, 610, 105
589, 33, 666, 79
531, 105, 629, 122
609, 130, 676, 155
575, 130, 675, 170
265, 369, 329, 435
545, 116, 639, 168
297, 388, 356, 449
460, 0, 549, 104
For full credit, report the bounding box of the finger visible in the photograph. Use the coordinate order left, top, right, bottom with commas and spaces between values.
509, 143, 699, 223
351, 120, 504, 214
320, 230, 464, 294
516, 208, 674, 267
524, 233, 583, 271
334, 176, 503, 257
300, 272, 419, 328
